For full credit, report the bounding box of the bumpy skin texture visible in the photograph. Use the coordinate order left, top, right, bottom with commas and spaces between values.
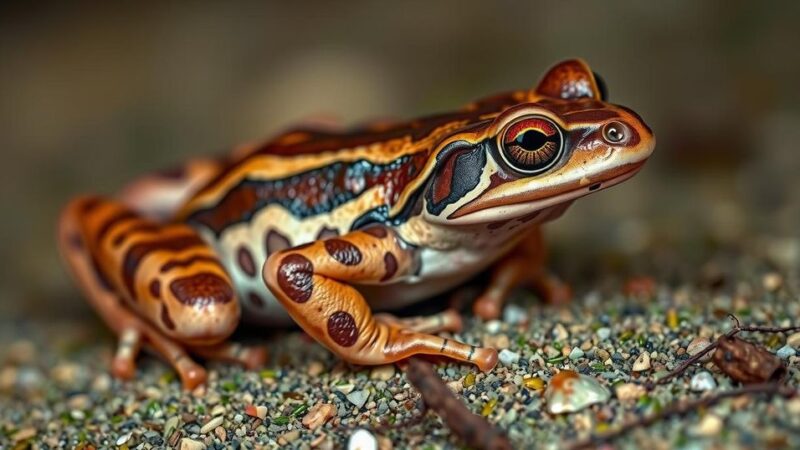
58, 59, 655, 388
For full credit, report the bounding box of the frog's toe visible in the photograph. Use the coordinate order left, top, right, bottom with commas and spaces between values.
473, 296, 503, 321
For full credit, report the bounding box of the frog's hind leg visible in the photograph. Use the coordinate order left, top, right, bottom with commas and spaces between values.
119, 158, 223, 220
473, 227, 571, 320
264, 226, 498, 372
58, 196, 246, 389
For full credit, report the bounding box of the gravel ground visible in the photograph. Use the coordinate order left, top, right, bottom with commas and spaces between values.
1, 234, 799, 449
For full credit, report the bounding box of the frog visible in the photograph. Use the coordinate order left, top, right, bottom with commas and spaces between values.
58, 59, 655, 389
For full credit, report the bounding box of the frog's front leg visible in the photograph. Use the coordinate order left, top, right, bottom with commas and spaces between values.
473, 227, 571, 320
58, 196, 266, 389
264, 227, 498, 372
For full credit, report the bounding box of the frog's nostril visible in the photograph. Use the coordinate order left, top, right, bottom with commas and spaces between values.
589, 183, 601, 191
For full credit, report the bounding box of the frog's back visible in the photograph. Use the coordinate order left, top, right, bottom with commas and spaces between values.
170, 91, 524, 323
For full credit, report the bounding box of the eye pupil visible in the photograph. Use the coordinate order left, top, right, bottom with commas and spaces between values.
516, 130, 547, 150
500, 116, 563, 174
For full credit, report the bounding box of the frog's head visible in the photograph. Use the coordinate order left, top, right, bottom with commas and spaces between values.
422, 59, 655, 227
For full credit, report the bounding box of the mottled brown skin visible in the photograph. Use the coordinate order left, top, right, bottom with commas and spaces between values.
58, 59, 655, 388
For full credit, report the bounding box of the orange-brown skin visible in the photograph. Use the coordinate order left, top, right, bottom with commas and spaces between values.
58, 59, 655, 388
263, 226, 498, 371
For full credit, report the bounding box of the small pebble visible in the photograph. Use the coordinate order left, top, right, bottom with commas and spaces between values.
631, 352, 651, 372
179, 438, 207, 450
485, 320, 503, 334
691, 414, 723, 436
776, 345, 796, 359
614, 383, 646, 403
347, 428, 378, 450
369, 365, 395, 381
303, 403, 336, 430
116, 432, 132, 446
200, 416, 224, 434
498, 349, 520, 366
596, 327, 611, 341
569, 347, 584, 360
762, 272, 783, 292
686, 337, 713, 362
334, 383, 356, 395
308, 361, 325, 377
690, 371, 716, 392
551, 323, 569, 341
545, 370, 610, 414
346, 390, 370, 409
502, 304, 529, 325
787, 332, 800, 349
279, 430, 301, 445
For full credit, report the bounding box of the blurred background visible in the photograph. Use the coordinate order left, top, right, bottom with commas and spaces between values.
1, 1, 798, 321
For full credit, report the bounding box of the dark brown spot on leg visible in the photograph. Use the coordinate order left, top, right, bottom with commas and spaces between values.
327, 311, 358, 347
149, 279, 161, 299
169, 273, 234, 306
161, 304, 176, 330
381, 252, 398, 282
276, 254, 314, 303
237, 245, 256, 277
362, 225, 388, 238
316, 226, 339, 240
265, 230, 291, 256
324, 239, 363, 266
248, 292, 265, 308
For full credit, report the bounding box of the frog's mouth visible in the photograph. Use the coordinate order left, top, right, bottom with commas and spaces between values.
446, 161, 646, 225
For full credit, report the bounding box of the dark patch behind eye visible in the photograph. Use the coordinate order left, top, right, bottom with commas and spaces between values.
425, 141, 487, 216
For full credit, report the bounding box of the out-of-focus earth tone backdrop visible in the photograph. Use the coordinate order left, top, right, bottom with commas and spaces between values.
1, 1, 798, 319
2, 2, 800, 449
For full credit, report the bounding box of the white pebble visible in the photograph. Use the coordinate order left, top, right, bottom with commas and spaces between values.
498, 349, 520, 366
485, 320, 503, 334
776, 345, 797, 359
551, 323, 569, 341
347, 428, 378, 450
631, 352, 651, 372
502, 304, 529, 325
569, 347, 584, 360
179, 438, 207, 450
115, 432, 132, 446
596, 327, 611, 341
333, 383, 355, 395
691, 414, 723, 436
346, 390, 370, 409
787, 332, 800, 349
200, 416, 223, 434
690, 371, 717, 392
545, 370, 611, 414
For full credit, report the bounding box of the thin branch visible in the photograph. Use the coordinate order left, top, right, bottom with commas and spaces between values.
406, 357, 512, 450
568, 382, 797, 450
645, 314, 800, 389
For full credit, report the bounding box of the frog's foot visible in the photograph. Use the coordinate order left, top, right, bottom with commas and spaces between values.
374, 308, 463, 334
473, 256, 527, 320
189, 342, 268, 370
58, 196, 243, 390
264, 226, 498, 372
532, 270, 572, 306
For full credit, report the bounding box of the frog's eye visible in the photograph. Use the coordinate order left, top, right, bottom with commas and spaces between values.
602, 121, 629, 144
499, 116, 563, 174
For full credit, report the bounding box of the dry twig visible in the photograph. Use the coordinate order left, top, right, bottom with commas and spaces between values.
645, 314, 800, 388
568, 382, 796, 450
406, 357, 512, 450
